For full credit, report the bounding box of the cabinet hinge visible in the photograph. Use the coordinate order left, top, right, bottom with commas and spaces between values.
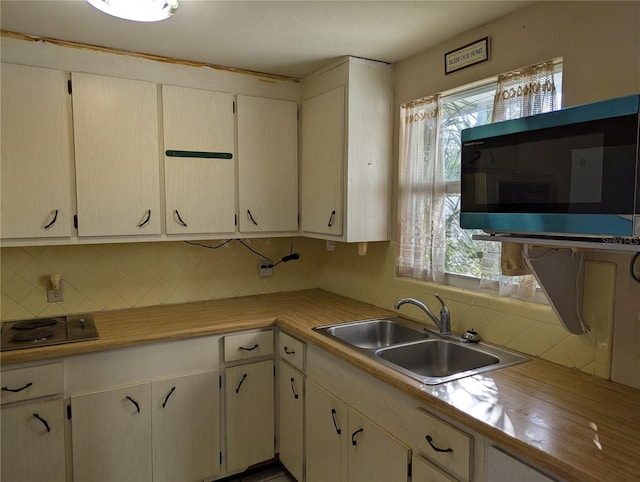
234, 214, 237, 226
273, 365, 276, 377
219, 451, 222, 465
408, 460, 412, 478
73, 214, 78, 229
66, 403, 72, 420
233, 101, 236, 114
219, 375, 222, 389
67, 79, 72, 95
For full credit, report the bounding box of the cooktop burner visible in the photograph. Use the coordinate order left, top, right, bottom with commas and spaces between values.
1, 314, 99, 352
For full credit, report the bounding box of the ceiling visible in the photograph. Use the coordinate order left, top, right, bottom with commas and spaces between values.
0, 1, 532, 79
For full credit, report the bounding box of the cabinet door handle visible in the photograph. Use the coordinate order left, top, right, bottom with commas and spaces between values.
44, 209, 59, 230
238, 343, 259, 352
283, 346, 295, 355
327, 210, 336, 227
351, 428, 363, 446
138, 209, 151, 228
331, 408, 342, 435
247, 210, 258, 226
425, 435, 453, 453
33, 413, 51, 432
2, 382, 33, 393
235, 373, 248, 393
290, 378, 299, 399
175, 210, 188, 227
162, 386, 176, 408
125, 396, 140, 413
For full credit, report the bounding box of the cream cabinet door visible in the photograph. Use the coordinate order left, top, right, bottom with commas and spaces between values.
72, 72, 161, 237
162, 85, 236, 235
225, 360, 275, 474
347, 409, 410, 482
411, 454, 457, 482
1, 399, 66, 482
486, 445, 555, 482
300, 87, 345, 236
237, 95, 298, 233
1, 63, 74, 239
152, 371, 221, 482
306, 380, 348, 482
71, 383, 152, 482
278, 361, 304, 482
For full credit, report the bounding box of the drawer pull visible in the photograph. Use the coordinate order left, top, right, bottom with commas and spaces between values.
125, 396, 140, 413
2, 382, 33, 393
290, 378, 299, 399
426, 435, 453, 453
174, 210, 188, 227
327, 210, 336, 227
33, 413, 51, 432
162, 386, 176, 408
283, 346, 296, 355
351, 428, 363, 446
44, 209, 59, 229
235, 373, 248, 393
138, 209, 151, 228
239, 343, 259, 352
247, 210, 259, 226
331, 408, 342, 435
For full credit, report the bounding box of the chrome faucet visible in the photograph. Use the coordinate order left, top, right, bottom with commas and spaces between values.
394, 294, 451, 335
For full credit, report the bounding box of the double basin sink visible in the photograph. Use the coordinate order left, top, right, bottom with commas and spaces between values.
314, 317, 528, 385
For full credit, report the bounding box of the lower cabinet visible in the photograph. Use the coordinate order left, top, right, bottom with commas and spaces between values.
486, 445, 556, 482
411, 454, 457, 482
152, 372, 221, 482
278, 360, 305, 481
71, 382, 152, 482
225, 360, 275, 473
306, 379, 410, 482
1, 398, 66, 482
71, 371, 220, 482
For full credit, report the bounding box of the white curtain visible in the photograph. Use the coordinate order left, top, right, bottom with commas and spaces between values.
397, 95, 446, 282
480, 60, 560, 300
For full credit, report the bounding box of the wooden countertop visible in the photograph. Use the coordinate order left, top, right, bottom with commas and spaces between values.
2, 289, 639, 481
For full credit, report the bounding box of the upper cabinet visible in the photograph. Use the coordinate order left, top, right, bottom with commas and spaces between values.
1, 63, 74, 240
162, 85, 236, 235
237, 96, 299, 234
301, 57, 392, 243
72, 72, 162, 237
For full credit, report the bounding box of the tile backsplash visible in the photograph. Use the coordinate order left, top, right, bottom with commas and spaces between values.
1, 238, 318, 321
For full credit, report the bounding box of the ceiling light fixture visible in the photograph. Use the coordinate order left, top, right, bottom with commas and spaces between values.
86, 0, 179, 23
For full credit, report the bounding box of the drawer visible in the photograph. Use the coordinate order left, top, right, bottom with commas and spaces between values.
411, 407, 473, 482
412, 454, 457, 482
224, 330, 274, 362
278, 331, 305, 371
1, 363, 64, 404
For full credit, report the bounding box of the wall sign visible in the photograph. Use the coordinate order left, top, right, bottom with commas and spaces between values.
445, 37, 489, 75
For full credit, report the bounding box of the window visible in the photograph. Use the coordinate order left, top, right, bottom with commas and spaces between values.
398, 60, 563, 295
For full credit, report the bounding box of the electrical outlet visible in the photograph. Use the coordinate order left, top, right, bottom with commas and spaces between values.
259, 265, 273, 278
47, 281, 64, 302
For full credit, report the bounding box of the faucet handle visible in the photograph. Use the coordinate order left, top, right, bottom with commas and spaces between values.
434, 293, 448, 313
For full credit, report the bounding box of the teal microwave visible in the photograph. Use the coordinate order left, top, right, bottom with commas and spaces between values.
460, 95, 640, 240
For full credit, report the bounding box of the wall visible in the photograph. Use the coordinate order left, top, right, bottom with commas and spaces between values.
317, 1, 640, 386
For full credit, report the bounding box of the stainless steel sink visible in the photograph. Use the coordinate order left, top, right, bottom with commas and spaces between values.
320, 317, 429, 349
314, 317, 528, 385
